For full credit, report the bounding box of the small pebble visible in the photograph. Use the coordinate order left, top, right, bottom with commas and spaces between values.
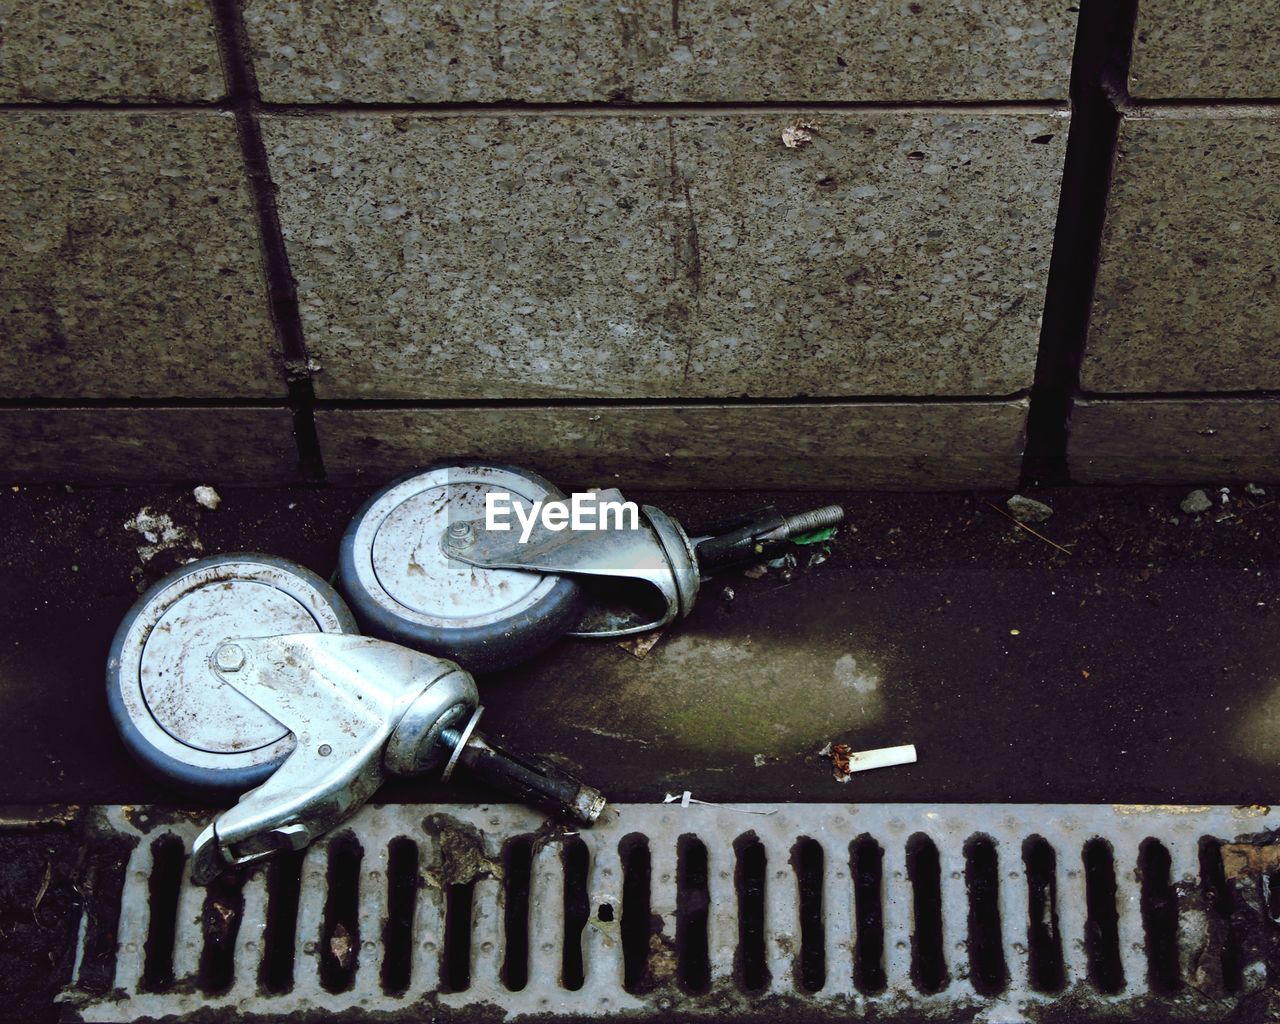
1246, 483, 1266, 497
1180, 489, 1212, 515
1006, 494, 1053, 523
193, 485, 222, 510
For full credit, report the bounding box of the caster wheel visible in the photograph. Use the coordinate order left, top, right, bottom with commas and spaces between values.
106, 554, 358, 796
337, 463, 583, 673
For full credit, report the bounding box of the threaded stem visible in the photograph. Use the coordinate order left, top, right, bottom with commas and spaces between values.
780, 504, 845, 536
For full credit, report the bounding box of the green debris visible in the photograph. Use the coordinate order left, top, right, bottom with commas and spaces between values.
791, 526, 837, 546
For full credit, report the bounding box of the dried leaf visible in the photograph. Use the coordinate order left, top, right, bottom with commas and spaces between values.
329, 922, 354, 969
617, 630, 664, 659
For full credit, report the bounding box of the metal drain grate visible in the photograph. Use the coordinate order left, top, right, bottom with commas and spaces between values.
63, 803, 1280, 1022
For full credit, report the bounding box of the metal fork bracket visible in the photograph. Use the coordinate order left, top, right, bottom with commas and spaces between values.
190, 633, 476, 885
442, 489, 700, 637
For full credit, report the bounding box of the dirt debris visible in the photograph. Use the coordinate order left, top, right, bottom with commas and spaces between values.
781, 120, 818, 148
0, 833, 80, 1021
1007, 493, 1054, 523
1181, 488, 1213, 515
192, 485, 221, 510
422, 813, 503, 887
124, 507, 201, 558
123, 506, 204, 588
328, 921, 354, 970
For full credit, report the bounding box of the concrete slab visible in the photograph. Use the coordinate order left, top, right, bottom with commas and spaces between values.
265, 111, 1066, 400
0, 407, 301, 484
1069, 398, 1280, 485
315, 400, 1029, 490
2, 482, 1278, 807
0, 112, 284, 399
1130, 0, 1280, 99
244, 0, 1075, 104
0, 0, 225, 101
1084, 112, 1280, 393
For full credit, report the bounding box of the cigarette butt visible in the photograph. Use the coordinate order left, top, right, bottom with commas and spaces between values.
847, 743, 917, 773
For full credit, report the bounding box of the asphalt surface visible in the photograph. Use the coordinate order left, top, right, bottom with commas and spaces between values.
0, 481, 1277, 809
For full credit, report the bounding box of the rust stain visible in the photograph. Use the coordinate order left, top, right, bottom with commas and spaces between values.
0, 804, 81, 831
122, 805, 214, 833
1221, 842, 1280, 880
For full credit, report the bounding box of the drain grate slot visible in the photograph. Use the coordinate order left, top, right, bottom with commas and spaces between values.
441, 879, 474, 993
733, 832, 768, 992
1139, 838, 1181, 994
675, 834, 711, 994
260, 849, 304, 995
75, 833, 135, 997
1082, 837, 1125, 994
500, 836, 533, 992
381, 837, 419, 996
318, 833, 362, 994
197, 869, 244, 995
1023, 834, 1065, 993
561, 836, 590, 991
851, 834, 886, 995
619, 833, 653, 993
69, 804, 1280, 1022
793, 837, 826, 993
964, 834, 1007, 996
141, 834, 185, 993
1199, 836, 1244, 994
906, 832, 948, 994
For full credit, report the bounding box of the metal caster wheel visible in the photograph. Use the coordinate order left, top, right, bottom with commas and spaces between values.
106, 554, 358, 796
337, 463, 584, 673
340, 462, 846, 671
106, 552, 606, 884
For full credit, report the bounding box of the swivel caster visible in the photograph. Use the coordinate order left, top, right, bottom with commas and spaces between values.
107, 554, 606, 884
337, 464, 584, 674
338, 462, 845, 672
